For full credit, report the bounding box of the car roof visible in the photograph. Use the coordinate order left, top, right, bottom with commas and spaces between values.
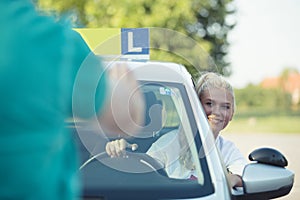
104, 60, 194, 85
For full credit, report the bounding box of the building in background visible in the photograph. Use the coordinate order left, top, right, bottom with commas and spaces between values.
261, 71, 300, 106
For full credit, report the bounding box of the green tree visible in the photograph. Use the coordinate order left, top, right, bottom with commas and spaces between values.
234, 84, 292, 116
36, 0, 235, 77
188, 0, 236, 76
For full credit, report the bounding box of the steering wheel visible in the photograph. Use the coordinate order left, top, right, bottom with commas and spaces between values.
80, 151, 168, 177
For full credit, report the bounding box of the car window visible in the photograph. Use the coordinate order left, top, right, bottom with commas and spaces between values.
76, 80, 214, 199
138, 82, 204, 182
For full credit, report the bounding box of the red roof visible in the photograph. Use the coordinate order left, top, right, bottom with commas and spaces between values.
261, 72, 300, 94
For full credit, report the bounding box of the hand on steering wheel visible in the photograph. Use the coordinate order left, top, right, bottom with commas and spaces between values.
105, 138, 138, 157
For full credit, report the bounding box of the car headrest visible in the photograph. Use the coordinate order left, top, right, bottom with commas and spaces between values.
141, 91, 163, 136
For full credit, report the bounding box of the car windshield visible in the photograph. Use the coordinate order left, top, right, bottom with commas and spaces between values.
73, 80, 214, 199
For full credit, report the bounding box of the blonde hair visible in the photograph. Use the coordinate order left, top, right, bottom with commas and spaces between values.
178, 126, 195, 171
195, 72, 236, 110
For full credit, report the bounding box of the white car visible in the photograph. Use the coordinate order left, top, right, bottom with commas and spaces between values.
73, 61, 294, 200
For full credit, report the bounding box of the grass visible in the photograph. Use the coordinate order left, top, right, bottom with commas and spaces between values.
223, 115, 300, 134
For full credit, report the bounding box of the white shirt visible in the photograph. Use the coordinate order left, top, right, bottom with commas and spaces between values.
147, 130, 196, 179
216, 135, 248, 176
147, 130, 247, 178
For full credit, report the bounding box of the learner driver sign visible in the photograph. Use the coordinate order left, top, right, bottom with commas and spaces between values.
75, 28, 150, 60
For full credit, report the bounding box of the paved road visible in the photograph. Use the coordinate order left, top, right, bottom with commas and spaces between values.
225, 133, 299, 200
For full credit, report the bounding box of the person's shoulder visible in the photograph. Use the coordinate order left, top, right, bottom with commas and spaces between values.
219, 135, 234, 145
158, 129, 178, 141
153, 129, 179, 147
216, 135, 237, 150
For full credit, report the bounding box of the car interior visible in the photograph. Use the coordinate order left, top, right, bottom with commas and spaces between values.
71, 82, 214, 199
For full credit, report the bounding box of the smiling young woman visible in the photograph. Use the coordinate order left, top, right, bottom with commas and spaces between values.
195, 72, 246, 188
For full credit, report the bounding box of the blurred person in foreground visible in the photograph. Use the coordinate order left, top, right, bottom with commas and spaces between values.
0, 0, 145, 199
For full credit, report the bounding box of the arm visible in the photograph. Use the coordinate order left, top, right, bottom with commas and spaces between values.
217, 136, 247, 187
228, 172, 243, 188
98, 63, 145, 138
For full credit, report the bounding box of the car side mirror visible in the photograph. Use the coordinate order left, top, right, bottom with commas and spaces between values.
234, 148, 294, 200
242, 163, 294, 199
248, 147, 288, 167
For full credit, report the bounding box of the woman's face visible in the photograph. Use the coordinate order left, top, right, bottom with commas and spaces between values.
199, 87, 234, 139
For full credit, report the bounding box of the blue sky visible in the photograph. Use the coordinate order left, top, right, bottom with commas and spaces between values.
227, 0, 300, 88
